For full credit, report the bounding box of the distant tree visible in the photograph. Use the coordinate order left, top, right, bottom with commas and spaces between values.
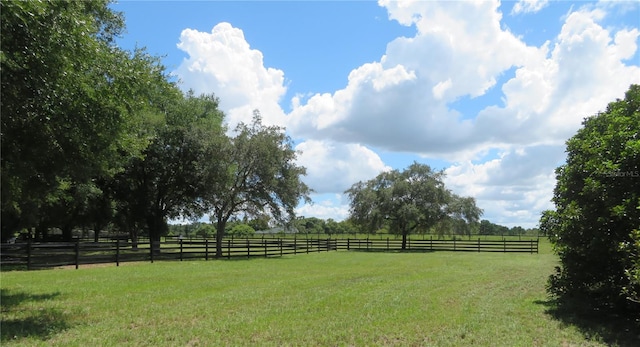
479, 220, 493, 235
435, 195, 483, 239
195, 224, 216, 239
228, 224, 256, 238
540, 84, 640, 310
510, 226, 525, 237
324, 219, 340, 235
346, 162, 482, 249
299, 217, 326, 235
339, 220, 358, 235
205, 112, 311, 258
247, 215, 270, 232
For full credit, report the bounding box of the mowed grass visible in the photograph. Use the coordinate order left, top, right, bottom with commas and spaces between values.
0, 240, 623, 346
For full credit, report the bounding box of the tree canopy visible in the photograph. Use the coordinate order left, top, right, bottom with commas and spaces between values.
345, 163, 483, 249
1, 0, 175, 241
111, 91, 225, 247
206, 112, 312, 257
0, 0, 310, 247
540, 84, 640, 310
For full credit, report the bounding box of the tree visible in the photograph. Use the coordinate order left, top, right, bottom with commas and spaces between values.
435, 195, 483, 239
1, 0, 172, 241
346, 162, 482, 249
228, 224, 256, 238
540, 84, 640, 310
246, 215, 270, 232
112, 92, 225, 249
205, 112, 311, 258
295, 217, 326, 235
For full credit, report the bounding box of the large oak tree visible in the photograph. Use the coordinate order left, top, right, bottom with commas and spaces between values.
346, 163, 482, 249
205, 112, 311, 258
112, 92, 225, 248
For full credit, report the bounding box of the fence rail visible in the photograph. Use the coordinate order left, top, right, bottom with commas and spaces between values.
336, 237, 538, 253
1, 237, 537, 270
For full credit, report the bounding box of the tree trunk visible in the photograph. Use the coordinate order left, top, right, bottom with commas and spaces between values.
61, 225, 73, 242
147, 212, 166, 254
130, 227, 139, 249
93, 221, 106, 243
35, 224, 47, 241
215, 220, 226, 258
401, 230, 408, 250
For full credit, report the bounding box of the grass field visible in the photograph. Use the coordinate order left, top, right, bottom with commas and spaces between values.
1, 240, 637, 346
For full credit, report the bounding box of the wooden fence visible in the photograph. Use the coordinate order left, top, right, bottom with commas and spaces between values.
336, 237, 538, 253
1, 237, 537, 270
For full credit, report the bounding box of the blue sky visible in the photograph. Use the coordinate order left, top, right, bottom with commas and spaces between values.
112, 0, 640, 228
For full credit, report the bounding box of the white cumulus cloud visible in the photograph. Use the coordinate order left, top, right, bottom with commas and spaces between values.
175, 22, 287, 128
511, 0, 550, 14
169, 1, 639, 226
295, 140, 390, 194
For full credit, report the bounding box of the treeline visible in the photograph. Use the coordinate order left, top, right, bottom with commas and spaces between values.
1, 1, 310, 258
167, 217, 539, 238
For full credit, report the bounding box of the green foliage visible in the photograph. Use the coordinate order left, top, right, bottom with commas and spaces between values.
246, 215, 270, 232
346, 162, 483, 249
294, 217, 325, 234
112, 92, 225, 243
0, 0, 175, 241
541, 84, 640, 309
194, 224, 216, 239
227, 224, 256, 237
206, 112, 311, 257
621, 229, 640, 304
478, 219, 534, 236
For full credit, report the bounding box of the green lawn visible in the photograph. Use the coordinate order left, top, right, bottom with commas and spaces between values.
0, 240, 635, 346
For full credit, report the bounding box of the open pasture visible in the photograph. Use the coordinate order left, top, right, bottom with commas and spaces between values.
1, 241, 636, 346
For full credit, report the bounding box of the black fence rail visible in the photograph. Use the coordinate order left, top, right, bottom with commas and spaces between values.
336, 237, 538, 253
0, 237, 338, 270
1, 237, 536, 270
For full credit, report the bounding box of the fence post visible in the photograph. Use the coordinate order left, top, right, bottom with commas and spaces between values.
453, 238, 456, 252
387, 237, 390, 251
27, 238, 32, 270
264, 238, 267, 258
180, 239, 183, 261
247, 238, 250, 259
294, 235, 297, 255
75, 239, 80, 269
347, 238, 350, 251
150, 239, 154, 263
477, 238, 480, 253
503, 238, 506, 253
116, 239, 120, 266
205, 239, 209, 261
430, 235, 433, 251
227, 239, 231, 260
279, 238, 283, 257
531, 239, 534, 254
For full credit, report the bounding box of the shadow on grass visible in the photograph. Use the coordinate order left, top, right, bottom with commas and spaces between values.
1, 289, 71, 342
535, 297, 640, 347
348, 248, 435, 254
0, 264, 28, 272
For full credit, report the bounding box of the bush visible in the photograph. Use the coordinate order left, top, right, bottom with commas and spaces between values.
540, 85, 640, 310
